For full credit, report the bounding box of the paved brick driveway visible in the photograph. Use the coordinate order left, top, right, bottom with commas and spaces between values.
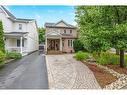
46, 54, 101, 89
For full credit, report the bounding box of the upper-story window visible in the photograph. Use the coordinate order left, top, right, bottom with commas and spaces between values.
19, 24, 22, 30
64, 30, 66, 34
70, 30, 72, 34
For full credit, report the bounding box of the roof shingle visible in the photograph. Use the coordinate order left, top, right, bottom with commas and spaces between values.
44, 20, 76, 28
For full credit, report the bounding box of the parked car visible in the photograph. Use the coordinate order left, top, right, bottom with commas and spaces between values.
39, 44, 45, 54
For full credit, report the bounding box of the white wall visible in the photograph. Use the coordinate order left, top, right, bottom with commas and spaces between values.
0, 7, 39, 54
13, 22, 28, 32
0, 8, 13, 33
26, 21, 38, 53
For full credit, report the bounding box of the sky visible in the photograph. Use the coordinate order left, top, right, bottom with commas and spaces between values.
6, 6, 76, 27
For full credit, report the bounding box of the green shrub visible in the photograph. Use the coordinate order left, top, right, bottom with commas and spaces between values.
93, 52, 122, 65
0, 50, 5, 67
109, 53, 119, 65
124, 55, 127, 67
0, 21, 5, 53
6, 51, 22, 60
75, 51, 89, 61
73, 39, 85, 52
97, 52, 111, 65
92, 52, 100, 62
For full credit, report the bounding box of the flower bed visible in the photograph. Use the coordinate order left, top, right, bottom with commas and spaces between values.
106, 64, 127, 75
74, 51, 127, 89
82, 61, 117, 88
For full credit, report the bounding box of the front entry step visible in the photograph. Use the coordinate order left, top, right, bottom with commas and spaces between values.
47, 50, 62, 54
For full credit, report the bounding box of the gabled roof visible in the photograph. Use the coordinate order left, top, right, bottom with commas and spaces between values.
44, 20, 76, 29
46, 31, 61, 37
44, 23, 55, 27
0, 6, 35, 22
1, 6, 16, 19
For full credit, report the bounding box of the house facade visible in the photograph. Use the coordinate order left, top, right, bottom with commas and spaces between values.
0, 6, 39, 56
45, 20, 77, 54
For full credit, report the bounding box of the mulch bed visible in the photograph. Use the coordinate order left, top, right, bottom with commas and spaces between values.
82, 61, 117, 88
106, 64, 127, 75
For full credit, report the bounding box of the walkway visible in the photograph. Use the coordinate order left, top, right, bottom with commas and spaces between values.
0, 51, 48, 89
46, 54, 101, 89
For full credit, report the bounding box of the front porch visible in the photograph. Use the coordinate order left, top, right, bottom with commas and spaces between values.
4, 32, 28, 56
46, 39, 62, 54
45, 31, 62, 54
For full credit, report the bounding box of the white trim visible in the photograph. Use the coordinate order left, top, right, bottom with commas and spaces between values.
0, 6, 10, 18
60, 38, 62, 51
46, 31, 62, 37
20, 36, 23, 54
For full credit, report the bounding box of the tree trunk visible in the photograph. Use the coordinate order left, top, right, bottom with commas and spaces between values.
116, 49, 120, 55
120, 50, 124, 68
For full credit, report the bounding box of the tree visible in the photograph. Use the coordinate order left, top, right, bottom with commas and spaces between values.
75, 6, 127, 68
75, 6, 111, 54
101, 6, 127, 68
0, 21, 5, 52
38, 27, 45, 44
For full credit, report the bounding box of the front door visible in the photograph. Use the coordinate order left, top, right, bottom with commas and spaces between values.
51, 40, 55, 50
48, 39, 60, 51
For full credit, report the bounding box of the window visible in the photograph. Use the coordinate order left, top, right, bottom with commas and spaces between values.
19, 24, 22, 30
68, 40, 73, 47
68, 40, 70, 47
64, 30, 66, 34
17, 39, 20, 47
17, 39, 24, 47
70, 30, 72, 34
71, 40, 73, 47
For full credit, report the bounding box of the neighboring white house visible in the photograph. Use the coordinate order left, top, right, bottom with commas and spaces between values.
0, 6, 39, 56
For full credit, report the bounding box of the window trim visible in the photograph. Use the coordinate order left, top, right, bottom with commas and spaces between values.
64, 29, 66, 34
19, 24, 22, 30
70, 30, 72, 34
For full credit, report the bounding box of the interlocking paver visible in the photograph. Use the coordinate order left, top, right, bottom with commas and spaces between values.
46, 54, 101, 89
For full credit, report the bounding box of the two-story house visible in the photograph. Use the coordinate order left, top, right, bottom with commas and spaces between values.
45, 20, 77, 54
0, 6, 39, 56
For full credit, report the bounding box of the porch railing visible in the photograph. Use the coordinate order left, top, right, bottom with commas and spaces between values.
6, 47, 27, 53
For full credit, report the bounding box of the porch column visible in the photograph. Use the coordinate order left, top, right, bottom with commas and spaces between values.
45, 38, 47, 53
60, 38, 62, 51
20, 37, 23, 54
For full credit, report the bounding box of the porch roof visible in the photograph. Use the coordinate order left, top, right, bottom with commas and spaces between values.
46, 31, 77, 39
46, 31, 61, 39
4, 32, 28, 37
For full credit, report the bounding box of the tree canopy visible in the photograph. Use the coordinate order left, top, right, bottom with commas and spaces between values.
75, 6, 127, 67
38, 27, 45, 44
